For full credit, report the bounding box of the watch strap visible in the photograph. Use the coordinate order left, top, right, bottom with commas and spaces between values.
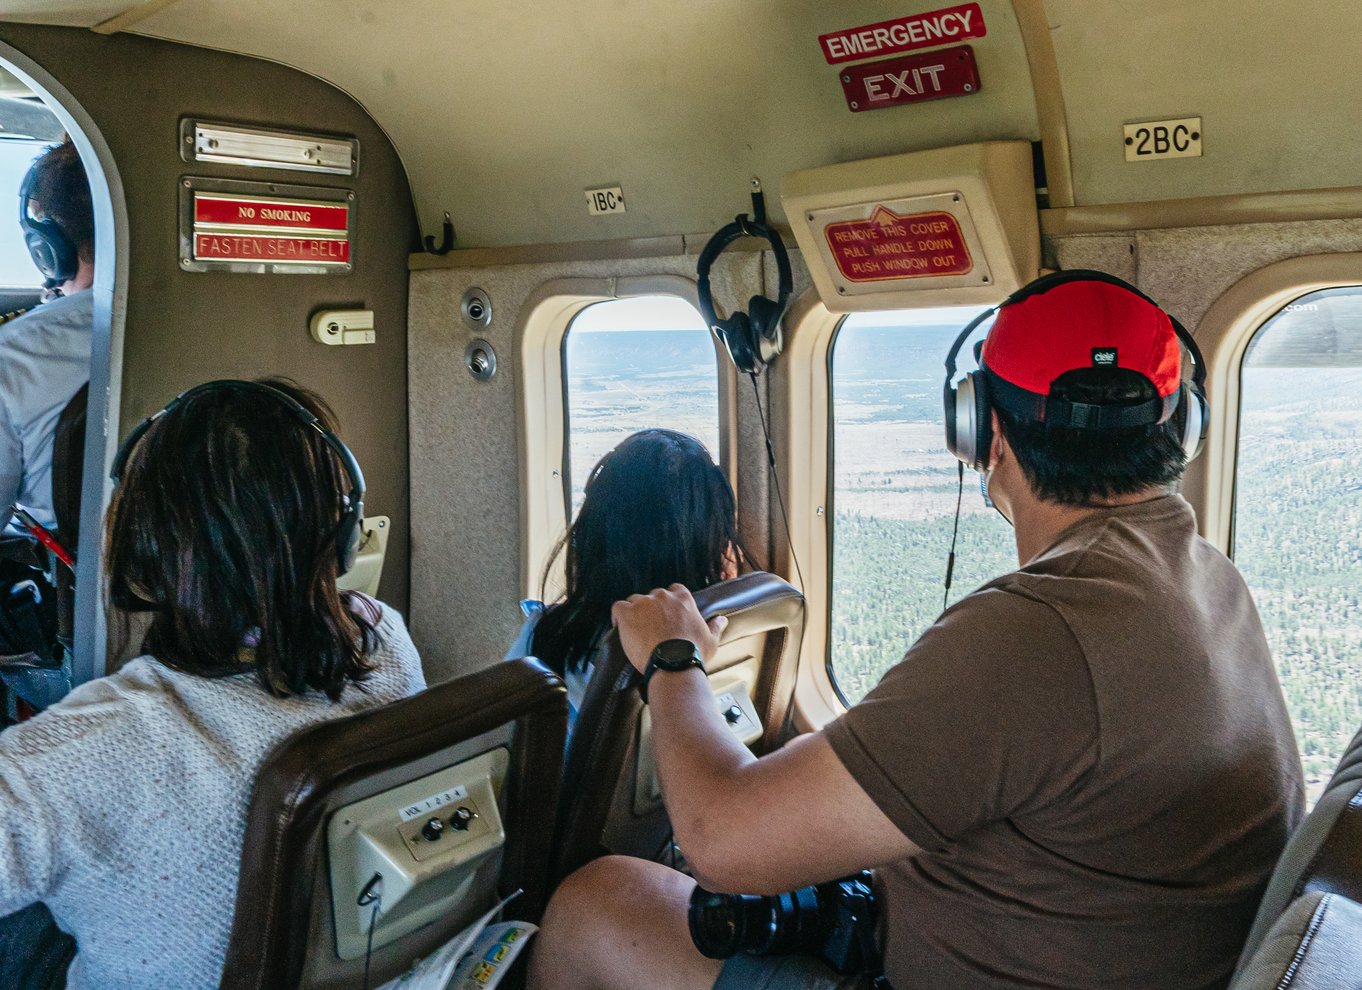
641, 643, 706, 704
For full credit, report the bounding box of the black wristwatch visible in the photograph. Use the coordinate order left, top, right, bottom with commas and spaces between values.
641, 638, 706, 703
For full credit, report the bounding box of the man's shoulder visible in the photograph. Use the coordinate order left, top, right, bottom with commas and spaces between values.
0, 292, 93, 385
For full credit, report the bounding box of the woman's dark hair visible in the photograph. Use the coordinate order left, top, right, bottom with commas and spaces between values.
106, 379, 378, 699
992, 367, 1187, 505
531, 429, 751, 676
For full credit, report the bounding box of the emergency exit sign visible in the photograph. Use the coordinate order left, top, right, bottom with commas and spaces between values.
839, 45, 980, 112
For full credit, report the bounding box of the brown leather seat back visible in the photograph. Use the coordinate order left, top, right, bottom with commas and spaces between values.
51, 384, 86, 657
220, 657, 566, 990
553, 571, 804, 879
51, 383, 87, 547
1235, 725, 1362, 977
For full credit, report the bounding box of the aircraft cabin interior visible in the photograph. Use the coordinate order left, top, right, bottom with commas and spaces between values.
0, 2, 1358, 989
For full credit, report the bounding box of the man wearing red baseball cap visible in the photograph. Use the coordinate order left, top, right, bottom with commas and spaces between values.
531, 272, 1304, 990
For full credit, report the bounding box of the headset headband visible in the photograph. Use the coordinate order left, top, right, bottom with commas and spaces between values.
944, 269, 1205, 429
695, 213, 793, 330
110, 380, 365, 502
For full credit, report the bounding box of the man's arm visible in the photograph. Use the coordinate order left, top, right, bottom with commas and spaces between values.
612, 585, 919, 895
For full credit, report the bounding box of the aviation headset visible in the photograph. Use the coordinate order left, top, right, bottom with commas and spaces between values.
18, 157, 79, 291
696, 214, 794, 375
943, 269, 1208, 473
110, 380, 367, 574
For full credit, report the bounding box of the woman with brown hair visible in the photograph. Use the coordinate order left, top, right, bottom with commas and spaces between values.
0, 379, 425, 989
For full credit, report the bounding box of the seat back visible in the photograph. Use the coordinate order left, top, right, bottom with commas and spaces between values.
50, 383, 86, 664
220, 656, 566, 990
1236, 725, 1362, 975
1231, 892, 1362, 990
553, 571, 804, 878
51, 383, 86, 547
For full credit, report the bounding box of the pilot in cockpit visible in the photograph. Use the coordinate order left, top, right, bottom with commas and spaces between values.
0, 137, 92, 539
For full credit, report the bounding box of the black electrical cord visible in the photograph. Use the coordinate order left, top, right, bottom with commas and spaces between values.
943, 461, 965, 612
748, 371, 806, 596
357, 873, 383, 990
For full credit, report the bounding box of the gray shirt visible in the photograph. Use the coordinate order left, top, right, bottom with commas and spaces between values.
0, 289, 92, 531
0, 603, 426, 990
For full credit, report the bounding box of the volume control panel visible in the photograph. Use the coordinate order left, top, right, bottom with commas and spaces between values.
399, 797, 488, 863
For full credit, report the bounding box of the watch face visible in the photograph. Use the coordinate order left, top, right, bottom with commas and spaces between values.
651, 638, 703, 670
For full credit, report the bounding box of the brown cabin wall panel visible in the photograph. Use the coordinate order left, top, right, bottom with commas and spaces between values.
408, 253, 761, 684
0, 24, 416, 614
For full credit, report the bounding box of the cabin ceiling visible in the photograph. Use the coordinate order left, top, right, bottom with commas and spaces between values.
0, 0, 1359, 248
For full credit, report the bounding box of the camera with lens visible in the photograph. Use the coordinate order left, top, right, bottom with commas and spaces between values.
687, 871, 878, 975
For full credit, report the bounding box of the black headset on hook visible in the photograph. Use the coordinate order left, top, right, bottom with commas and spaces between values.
110, 380, 367, 575
19, 158, 78, 292
696, 183, 794, 375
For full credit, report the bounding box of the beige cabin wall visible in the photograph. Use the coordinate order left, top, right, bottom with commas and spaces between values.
407, 249, 808, 683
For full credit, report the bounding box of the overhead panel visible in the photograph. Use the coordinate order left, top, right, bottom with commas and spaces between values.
1047, 0, 1362, 206
117, 0, 1040, 249
783, 140, 1040, 311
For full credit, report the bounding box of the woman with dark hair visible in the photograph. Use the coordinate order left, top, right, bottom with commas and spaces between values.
507, 429, 749, 732
0, 380, 425, 990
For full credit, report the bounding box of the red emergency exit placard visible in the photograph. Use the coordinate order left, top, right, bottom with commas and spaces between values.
840, 45, 980, 112
824, 205, 973, 282
819, 4, 985, 64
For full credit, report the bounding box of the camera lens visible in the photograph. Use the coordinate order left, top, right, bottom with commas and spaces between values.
687, 885, 827, 959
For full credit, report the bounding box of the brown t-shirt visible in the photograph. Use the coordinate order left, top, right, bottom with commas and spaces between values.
824, 495, 1303, 990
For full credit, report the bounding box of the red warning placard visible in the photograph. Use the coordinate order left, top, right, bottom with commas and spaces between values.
194, 194, 349, 232
193, 233, 351, 264
840, 45, 980, 112
819, 4, 986, 65
824, 206, 973, 282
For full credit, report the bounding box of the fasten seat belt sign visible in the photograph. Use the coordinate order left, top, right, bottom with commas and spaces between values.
819, 3, 986, 65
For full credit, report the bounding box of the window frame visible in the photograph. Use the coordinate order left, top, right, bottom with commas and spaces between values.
1190, 253, 1362, 553
515, 275, 736, 602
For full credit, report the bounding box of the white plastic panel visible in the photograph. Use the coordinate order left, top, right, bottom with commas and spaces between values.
327, 747, 509, 960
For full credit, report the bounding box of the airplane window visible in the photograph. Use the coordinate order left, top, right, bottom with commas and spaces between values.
0, 139, 51, 289
829, 307, 1013, 704
1234, 286, 1362, 804
562, 296, 720, 512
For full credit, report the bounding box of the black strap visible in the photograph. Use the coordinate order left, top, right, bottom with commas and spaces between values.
985, 367, 1178, 428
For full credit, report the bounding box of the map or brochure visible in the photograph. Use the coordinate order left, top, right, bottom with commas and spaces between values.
377, 891, 536, 990
447, 921, 538, 989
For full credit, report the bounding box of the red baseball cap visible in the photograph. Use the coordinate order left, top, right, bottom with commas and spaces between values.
981, 278, 1183, 400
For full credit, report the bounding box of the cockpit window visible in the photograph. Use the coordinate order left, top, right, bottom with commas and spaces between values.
828, 306, 1013, 705
0, 140, 50, 290
0, 94, 66, 291
1234, 286, 1362, 804
562, 296, 720, 513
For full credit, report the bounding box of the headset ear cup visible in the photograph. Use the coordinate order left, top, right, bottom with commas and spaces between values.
337, 502, 364, 575
950, 372, 992, 473
748, 295, 785, 366
1179, 384, 1208, 461
972, 372, 993, 473
716, 313, 759, 375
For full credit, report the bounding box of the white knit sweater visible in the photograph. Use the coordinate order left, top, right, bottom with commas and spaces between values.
0, 603, 426, 989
